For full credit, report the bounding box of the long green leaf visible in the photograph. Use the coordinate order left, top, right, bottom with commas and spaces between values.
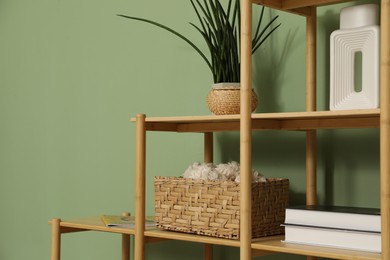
118, 14, 212, 72
253, 6, 265, 46
253, 15, 280, 48
252, 22, 281, 54
119, 1, 280, 83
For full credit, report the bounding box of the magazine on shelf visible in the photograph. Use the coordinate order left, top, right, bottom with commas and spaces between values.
101, 215, 155, 228
283, 223, 381, 253
285, 205, 380, 232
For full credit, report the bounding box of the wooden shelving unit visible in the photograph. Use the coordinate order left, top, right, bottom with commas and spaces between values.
131, 0, 389, 259
49, 0, 389, 259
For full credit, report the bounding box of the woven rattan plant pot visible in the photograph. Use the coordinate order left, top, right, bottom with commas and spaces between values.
206, 83, 258, 115
154, 177, 289, 240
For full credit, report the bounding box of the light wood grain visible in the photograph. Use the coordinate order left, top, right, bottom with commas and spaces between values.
122, 212, 131, 260
48, 217, 382, 259
251, 238, 381, 260
130, 109, 379, 124
253, 0, 353, 9
252, 0, 354, 16
51, 218, 61, 260
49, 217, 133, 234
305, 8, 317, 260
240, 0, 253, 259
135, 114, 146, 260
203, 132, 213, 260
282, 0, 352, 9
130, 110, 380, 133
381, 0, 390, 259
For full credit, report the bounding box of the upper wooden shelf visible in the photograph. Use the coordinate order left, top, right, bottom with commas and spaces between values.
253, 0, 354, 16
130, 109, 380, 133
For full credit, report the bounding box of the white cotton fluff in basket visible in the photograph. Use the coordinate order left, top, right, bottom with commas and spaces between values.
182, 161, 266, 183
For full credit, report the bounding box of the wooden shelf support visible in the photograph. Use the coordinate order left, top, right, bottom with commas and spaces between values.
135, 114, 146, 260
380, 0, 390, 259
122, 212, 131, 260
51, 218, 61, 260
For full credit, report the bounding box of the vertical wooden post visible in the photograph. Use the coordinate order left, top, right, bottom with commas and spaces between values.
204, 132, 214, 260
306, 6, 317, 206
240, 0, 252, 259
135, 114, 146, 260
122, 212, 131, 260
380, 0, 390, 259
51, 218, 61, 260
306, 7, 317, 260
204, 132, 213, 164
203, 243, 213, 260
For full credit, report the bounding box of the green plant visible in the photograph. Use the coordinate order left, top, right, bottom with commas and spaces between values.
118, 0, 280, 83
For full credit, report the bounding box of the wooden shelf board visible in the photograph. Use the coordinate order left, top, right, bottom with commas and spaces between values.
131, 109, 380, 132
252, 0, 354, 16
48, 217, 137, 235
252, 0, 352, 10
144, 229, 241, 247
142, 229, 382, 260
50, 217, 382, 259
252, 237, 382, 260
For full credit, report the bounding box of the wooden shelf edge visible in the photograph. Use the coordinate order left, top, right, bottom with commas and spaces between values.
253, 0, 354, 14
130, 109, 380, 132
130, 109, 379, 123
49, 217, 136, 235
49, 217, 382, 259
144, 229, 241, 247
143, 229, 381, 260
252, 238, 382, 260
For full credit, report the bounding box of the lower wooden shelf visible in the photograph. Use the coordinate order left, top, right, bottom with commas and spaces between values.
251, 237, 381, 260
49, 216, 136, 235
50, 216, 382, 260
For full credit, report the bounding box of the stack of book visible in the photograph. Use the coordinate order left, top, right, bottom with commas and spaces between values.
283, 205, 381, 253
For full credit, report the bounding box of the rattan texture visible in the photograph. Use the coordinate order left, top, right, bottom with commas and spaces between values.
154, 177, 289, 240
206, 88, 258, 115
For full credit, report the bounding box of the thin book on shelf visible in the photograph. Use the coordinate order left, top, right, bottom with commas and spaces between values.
101, 215, 155, 228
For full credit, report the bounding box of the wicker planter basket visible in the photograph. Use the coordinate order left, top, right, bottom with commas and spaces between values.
206, 83, 258, 115
154, 177, 289, 240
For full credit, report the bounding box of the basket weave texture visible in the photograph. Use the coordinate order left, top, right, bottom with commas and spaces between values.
206, 88, 258, 115
154, 177, 289, 240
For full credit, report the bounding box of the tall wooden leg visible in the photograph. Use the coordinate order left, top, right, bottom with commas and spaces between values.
122, 212, 131, 260
306, 130, 317, 207
306, 130, 317, 260
306, 6, 317, 260
51, 218, 61, 260
240, 0, 253, 259
204, 132, 213, 260
135, 114, 146, 260
380, 1, 390, 259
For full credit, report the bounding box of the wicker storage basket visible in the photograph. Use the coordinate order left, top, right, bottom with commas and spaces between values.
154, 177, 289, 240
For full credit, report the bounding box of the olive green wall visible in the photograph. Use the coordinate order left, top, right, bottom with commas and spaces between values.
0, 0, 379, 259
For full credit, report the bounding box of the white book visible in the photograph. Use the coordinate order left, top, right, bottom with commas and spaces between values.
285, 205, 380, 232
283, 224, 381, 253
